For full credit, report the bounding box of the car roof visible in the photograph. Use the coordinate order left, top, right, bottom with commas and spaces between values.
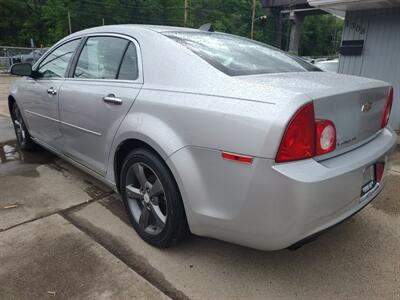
62, 24, 204, 43
73, 24, 202, 35
123, 24, 201, 33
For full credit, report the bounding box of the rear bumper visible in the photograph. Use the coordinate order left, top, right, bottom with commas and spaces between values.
288, 184, 383, 250
168, 128, 397, 250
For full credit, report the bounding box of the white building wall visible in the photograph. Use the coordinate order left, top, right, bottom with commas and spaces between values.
338, 7, 400, 130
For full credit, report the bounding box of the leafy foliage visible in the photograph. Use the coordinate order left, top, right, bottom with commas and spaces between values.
299, 14, 343, 57
0, 0, 342, 57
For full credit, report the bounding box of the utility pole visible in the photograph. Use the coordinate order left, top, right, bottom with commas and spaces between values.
102, 18, 105, 26
67, 9, 72, 34
251, 0, 256, 39
184, 0, 188, 27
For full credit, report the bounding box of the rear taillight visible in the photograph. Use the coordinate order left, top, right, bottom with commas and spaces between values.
275, 103, 315, 163
275, 102, 336, 163
315, 120, 336, 156
381, 88, 394, 128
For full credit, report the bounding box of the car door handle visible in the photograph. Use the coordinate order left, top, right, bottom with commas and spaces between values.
47, 87, 57, 96
103, 94, 123, 105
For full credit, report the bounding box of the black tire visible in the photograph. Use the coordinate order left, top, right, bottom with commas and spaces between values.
120, 148, 189, 248
11, 104, 36, 151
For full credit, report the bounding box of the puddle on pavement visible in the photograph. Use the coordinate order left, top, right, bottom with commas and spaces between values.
0, 140, 55, 165
0, 140, 56, 177
0, 140, 112, 197
0, 141, 22, 163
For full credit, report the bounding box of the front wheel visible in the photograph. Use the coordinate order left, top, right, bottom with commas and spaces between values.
120, 148, 189, 248
11, 105, 36, 151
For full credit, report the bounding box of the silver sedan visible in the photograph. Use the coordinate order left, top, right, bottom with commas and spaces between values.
8, 25, 397, 250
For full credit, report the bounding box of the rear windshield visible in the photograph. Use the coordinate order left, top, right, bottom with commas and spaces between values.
164, 32, 320, 76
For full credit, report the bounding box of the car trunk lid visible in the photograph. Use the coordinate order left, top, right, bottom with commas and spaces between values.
238, 72, 391, 159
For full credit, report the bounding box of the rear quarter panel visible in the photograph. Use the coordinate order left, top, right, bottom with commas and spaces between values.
105, 88, 293, 184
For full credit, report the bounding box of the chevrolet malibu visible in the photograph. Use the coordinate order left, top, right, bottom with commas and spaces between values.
8, 25, 396, 250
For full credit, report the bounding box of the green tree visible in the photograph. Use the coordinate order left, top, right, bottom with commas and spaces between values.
0, 0, 343, 57
299, 14, 343, 57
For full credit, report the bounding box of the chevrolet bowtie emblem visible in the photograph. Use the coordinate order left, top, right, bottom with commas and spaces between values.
361, 101, 373, 113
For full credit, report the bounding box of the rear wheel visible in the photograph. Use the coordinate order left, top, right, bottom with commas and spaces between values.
11, 105, 36, 151
120, 148, 188, 248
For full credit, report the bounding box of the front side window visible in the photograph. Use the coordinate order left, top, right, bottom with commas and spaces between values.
164, 32, 320, 76
37, 39, 81, 78
74, 36, 129, 79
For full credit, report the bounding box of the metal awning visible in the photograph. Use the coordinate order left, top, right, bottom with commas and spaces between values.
280, 7, 328, 14
308, 0, 400, 16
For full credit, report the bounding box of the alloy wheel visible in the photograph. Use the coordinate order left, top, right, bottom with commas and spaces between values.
13, 107, 26, 146
125, 162, 167, 235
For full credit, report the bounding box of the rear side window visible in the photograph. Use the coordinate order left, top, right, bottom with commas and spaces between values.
38, 39, 81, 78
118, 43, 139, 80
74, 36, 128, 79
164, 32, 320, 76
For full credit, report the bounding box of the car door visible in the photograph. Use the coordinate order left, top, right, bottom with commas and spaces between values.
59, 35, 143, 175
20, 38, 82, 149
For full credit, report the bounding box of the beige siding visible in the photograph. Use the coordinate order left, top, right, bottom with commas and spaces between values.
338, 8, 400, 130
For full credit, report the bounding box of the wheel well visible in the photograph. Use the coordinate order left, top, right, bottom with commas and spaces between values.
114, 139, 190, 233
8, 95, 16, 116
114, 139, 163, 193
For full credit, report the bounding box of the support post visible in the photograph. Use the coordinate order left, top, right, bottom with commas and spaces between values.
251, 0, 256, 39
68, 9, 72, 34
288, 12, 304, 54
184, 0, 188, 27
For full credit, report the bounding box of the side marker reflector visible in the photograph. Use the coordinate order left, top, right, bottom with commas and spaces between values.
222, 152, 253, 164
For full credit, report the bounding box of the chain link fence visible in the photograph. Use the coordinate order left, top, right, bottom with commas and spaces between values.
0, 47, 48, 73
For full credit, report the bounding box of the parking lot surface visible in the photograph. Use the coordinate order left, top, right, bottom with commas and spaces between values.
1, 75, 400, 299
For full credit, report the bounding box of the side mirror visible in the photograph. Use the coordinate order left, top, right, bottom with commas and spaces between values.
10, 63, 32, 77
